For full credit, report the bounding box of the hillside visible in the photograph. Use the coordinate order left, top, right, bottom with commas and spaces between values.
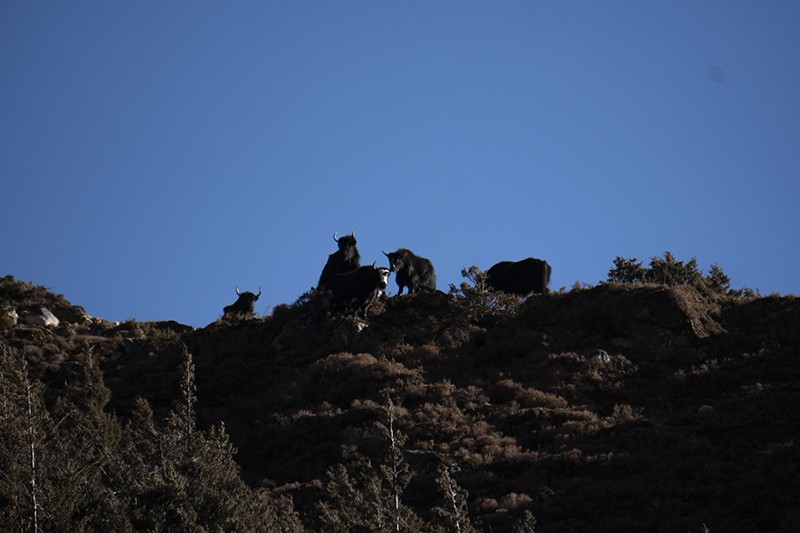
1, 274, 799, 532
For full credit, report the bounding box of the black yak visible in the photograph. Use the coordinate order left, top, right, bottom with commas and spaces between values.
223, 287, 262, 317
323, 265, 390, 317
486, 258, 551, 297
318, 231, 361, 289
383, 248, 436, 295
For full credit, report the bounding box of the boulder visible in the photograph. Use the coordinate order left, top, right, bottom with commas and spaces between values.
24, 307, 60, 327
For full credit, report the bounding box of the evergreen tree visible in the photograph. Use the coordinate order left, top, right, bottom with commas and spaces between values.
450, 266, 521, 323
431, 462, 476, 533
113, 344, 300, 531
706, 263, 731, 294
313, 449, 388, 532
608, 256, 647, 284
0, 342, 48, 532
44, 363, 130, 531
374, 396, 421, 532
647, 252, 704, 287
607, 251, 748, 297
310, 396, 424, 532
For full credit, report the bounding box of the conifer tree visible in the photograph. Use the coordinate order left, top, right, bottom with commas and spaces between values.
377, 396, 410, 531
0, 342, 47, 532
431, 462, 476, 533
45, 362, 130, 530
313, 449, 388, 532
450, 266, 521, 323
113, 344, 301, 531
309, 395, 427, 532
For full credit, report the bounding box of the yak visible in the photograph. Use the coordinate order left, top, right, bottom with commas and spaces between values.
318, 231, 361, 289
223, 287, 262, 317
486, 258, 551, 297
324, 265, 390, 317
383, 248, 436, 295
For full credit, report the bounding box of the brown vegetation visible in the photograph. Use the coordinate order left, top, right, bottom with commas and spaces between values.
1, 273, 798, 532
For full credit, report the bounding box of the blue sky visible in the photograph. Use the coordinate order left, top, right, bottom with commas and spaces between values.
3, 2, 799, 327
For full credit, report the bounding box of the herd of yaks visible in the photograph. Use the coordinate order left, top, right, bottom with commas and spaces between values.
222, 231, 552, 319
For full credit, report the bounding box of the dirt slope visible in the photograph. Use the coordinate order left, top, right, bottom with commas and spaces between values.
2, 275, 798, 532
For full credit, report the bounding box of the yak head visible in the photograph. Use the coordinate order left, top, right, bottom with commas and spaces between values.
236, 286, 262, 304
333, 230, 357, 252
375, 265, 391, 289
382, 249, 411, 273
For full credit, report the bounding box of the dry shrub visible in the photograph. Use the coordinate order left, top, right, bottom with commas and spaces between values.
454, 423, 533, 467
610, 403, 643, 423
426, 379, 458, 399
474, 497, 499, 513
437, 322, 484, 351
380, 340, 415, 360
350, 398, 381, 411
477, 435, 531, 465
306, 353, 415, 405
518, 388, 569, 409
392, 372, 429, 405
312, 352, 412, 380
558, 420, 603, 440
546, 351, 583, 366
586, 354, 638, 391
23, 344, 45, 364
493, 379, 525, 402
407, 342, 442, 365
494, 379, 568, 409
456, 385, 490, 412
413, 399, 468, 437
498, 492, 533, 512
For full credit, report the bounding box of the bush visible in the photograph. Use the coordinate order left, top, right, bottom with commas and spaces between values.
607, 252, 753, 297
449, 266, 522, 324
608, 257, 648, 285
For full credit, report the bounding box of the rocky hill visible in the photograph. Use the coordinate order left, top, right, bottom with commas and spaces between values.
1, 274, 798, 532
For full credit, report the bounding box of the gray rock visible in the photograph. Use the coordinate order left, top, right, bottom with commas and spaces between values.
24, 307, 60, 327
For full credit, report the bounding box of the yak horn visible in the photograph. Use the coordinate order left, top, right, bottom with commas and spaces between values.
256, 287, 262, 297
236, 287, 241, 295
333, 231, 339, 242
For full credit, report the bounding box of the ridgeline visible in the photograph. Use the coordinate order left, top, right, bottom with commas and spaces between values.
1, 274, 798, 532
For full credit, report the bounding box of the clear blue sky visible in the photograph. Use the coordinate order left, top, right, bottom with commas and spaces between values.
3, 2, 799, 327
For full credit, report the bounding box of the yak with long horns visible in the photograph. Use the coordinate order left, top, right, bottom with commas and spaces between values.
223, 287, 262, 318
317, 231, 361, 289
